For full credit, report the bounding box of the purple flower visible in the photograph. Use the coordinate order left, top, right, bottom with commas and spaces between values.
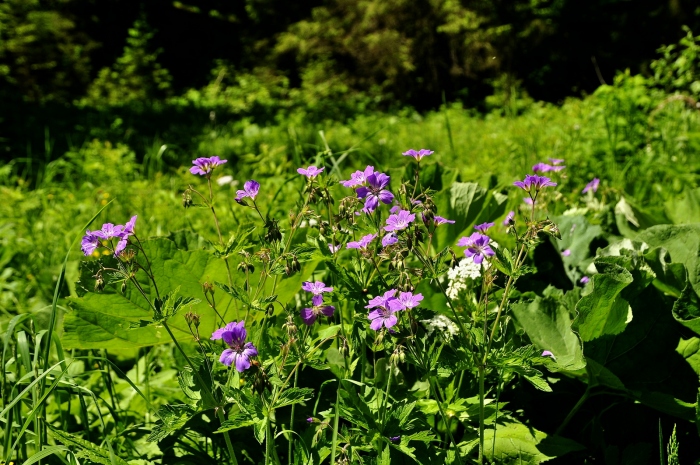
382, 233, 398, 247
300, 294, 335, 325
302, 281, 333, 295
81, 231, 101, 256
356, 173, 394, 213
456, 235, 473, 247
190, 156, 227, 176
115, 216, 138, 256
347, 233, 377, 250
503, 211, 515, 226
389, 205, 401, 214
96, 223, 124, 240
211, 321, 258, 372
297, 165, 324, 178
433, 216, 455, 226
474, 222, 494, 232
329, 244, 340, 254
549, 158, 565, 165
390, 436, 401, 443
236, 180, 260, 203
513, 174, 557, 194
562, 249, 571, 257
532, 162, 565, 173
580, 276, 590, 284
390, 291, 423, 311
307, 417, 315, 424
463, 233, 495, 264
341, 166, 375, 187
402, 149, 434, 162
541, 350, 556, 359
366, 290, 400, 330
582, 178, 600, 194
524, 197, 534, 205
385, 210, 416, 232
365, 290, 398, 310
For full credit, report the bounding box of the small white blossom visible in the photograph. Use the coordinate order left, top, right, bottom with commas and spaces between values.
420, 314, 459, 341
445, 257, 486, 299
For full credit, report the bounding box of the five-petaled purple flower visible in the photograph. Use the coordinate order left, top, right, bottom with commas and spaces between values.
81, 216, 138, 257
385, 210, 416, 232
513, 175, 557, 194
341, 166, 374, 187
190, 156, 227, 176
392, 291, 423, 310
582, 178, 600, 194
503, 211, 515, 226
366, 290, 401, 330
297, 165, 324, 178
236, 180, 260, 203
474, 222, 494, 232
347, 233, 377, 250
211, 321, 258, 372
356, 173, 394, 213
402, 149, 434, 162
382, 233, 398, 247
462, 233, 495, 264
300, 294, 336, 325
302, 281, 333, 295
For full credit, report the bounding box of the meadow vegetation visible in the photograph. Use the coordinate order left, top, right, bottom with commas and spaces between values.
2, 16, 700, 465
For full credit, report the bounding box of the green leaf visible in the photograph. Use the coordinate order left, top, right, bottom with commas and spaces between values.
638, 224, 700, 296
551, 215, 603, 283
473, 422, 584, 464
216, 413, 258, 433
65, 238, 234, 351
147, 404, 196, 442
573, 260, 633, 342
50, 428, 130, 465
511, 293, 586, 372
672, 283, 700, 335
664, 187, 700, 224
274, 387, 314, 409
434, 182, 488, 249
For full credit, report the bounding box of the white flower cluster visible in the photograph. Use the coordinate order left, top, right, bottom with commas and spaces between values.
420, 314, 459, 341
445, 257, 483, 299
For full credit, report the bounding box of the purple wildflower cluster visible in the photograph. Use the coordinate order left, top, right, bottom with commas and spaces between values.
190, 156, 227, 176
300, 281, 335, 325
366, 289, 423, 330
211, 321, 258, 372
341, 165, 394, 213
81, 215, 138, 257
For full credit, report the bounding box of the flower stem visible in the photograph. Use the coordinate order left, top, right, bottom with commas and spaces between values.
330, 384, 341, 465
287, 369, 300, 465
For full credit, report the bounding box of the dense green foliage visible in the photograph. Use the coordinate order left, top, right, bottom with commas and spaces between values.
3, 8, 700, 465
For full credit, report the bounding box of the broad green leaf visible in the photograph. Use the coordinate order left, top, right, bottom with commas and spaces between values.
472, 422, 584, 464
664, 187, 700, 224
216, 413, 258, 432
644, 247, 687, 297
551, 215, 603, 283
638, 224, 700, 296
434, 182, 488, 249
573, 260, 633, 341
672, 283, 700, 335
511, 294, 586, 372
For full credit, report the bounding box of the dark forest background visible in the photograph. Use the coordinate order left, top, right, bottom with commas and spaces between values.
2, 0, 700, 165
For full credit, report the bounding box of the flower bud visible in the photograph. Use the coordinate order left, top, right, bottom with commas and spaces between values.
184, 311, 201, 328
182, 190, 193, 208
94, 274, 105, 292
